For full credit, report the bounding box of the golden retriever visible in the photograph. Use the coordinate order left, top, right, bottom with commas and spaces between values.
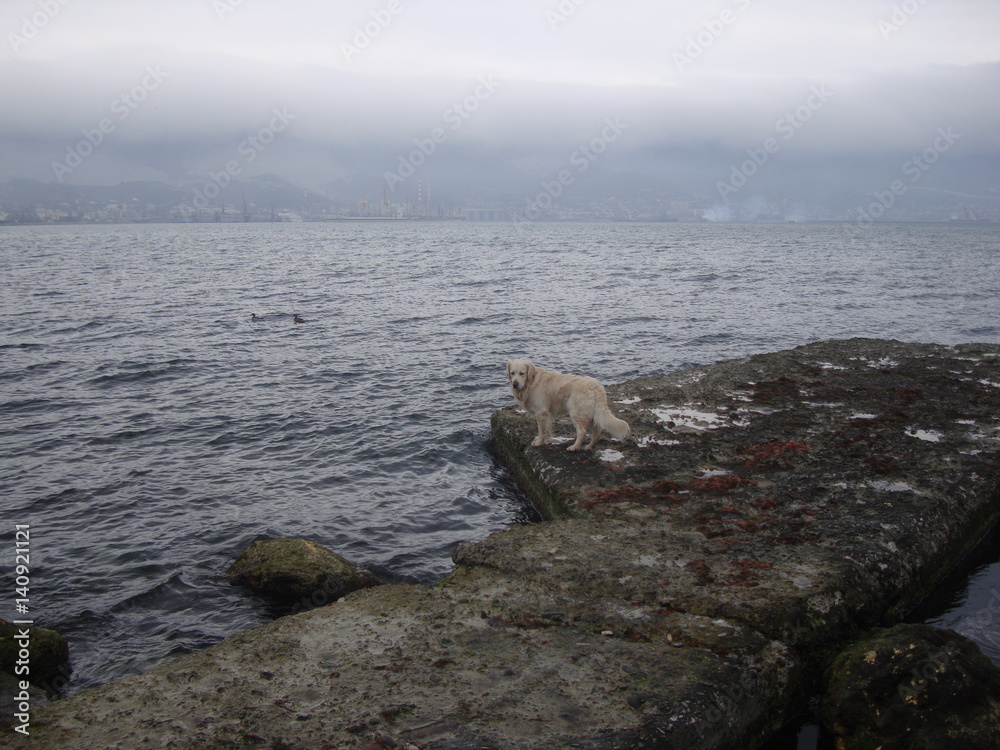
506, 359, 630, 451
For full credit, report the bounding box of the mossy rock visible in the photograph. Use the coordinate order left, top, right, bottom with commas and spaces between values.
227, 538, 380, 603
0, 620, 71, 687
822, 624, 1000, 750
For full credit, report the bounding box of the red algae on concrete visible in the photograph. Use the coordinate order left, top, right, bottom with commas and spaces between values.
8, 339, 1000, 750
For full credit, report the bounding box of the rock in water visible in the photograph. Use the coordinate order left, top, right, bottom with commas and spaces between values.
822, 623, 1000, 749
226, 538, 379, 602
0, 619, 70, 688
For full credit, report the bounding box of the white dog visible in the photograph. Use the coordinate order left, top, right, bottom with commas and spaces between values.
506, 359, 631, 451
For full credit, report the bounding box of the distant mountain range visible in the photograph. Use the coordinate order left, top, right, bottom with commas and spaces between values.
2, 158, 997, 224
0, 175, 328, 220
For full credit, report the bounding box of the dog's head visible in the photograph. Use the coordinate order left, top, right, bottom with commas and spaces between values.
506, 359, 535, 392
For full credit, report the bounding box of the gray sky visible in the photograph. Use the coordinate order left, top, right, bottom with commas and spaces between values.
1, 0, 998, 202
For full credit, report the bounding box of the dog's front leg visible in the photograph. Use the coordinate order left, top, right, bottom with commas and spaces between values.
532, 411, 552, 446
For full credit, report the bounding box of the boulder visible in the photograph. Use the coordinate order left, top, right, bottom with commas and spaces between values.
822, 623, 1000, 750
0, 619, 70, 688
226, 538, 380, 603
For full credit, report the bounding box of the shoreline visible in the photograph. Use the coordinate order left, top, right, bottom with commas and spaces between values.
6, 338, 1000, 749
1, 218, 993, 227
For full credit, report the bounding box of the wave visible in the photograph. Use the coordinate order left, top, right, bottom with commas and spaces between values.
86, 360, 197, 388
110, 571, 198, 616
0, 341, 45, 351
85, 426, 168, 447
2, 396, 63, 414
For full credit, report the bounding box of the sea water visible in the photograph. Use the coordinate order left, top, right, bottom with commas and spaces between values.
1, 220, 998, 698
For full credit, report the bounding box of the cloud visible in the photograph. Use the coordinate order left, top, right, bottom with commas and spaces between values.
1, 0, 997, 201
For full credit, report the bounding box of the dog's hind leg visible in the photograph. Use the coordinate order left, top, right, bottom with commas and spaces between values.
585, 425, 604, 451
568, 415, 590, 451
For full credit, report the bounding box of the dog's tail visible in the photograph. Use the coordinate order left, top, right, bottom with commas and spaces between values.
596, 404, 631, 440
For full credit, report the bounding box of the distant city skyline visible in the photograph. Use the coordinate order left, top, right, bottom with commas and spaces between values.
2, 169, 994, 225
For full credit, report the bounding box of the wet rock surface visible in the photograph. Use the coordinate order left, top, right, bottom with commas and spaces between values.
822, 623, 1000, 749
0, 620, 70, 687
9, 339, 1000, 750
226, 537, 381, 600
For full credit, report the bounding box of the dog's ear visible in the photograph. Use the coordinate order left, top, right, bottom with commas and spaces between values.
525, 361, 536, 384
505, 360, 512, 381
